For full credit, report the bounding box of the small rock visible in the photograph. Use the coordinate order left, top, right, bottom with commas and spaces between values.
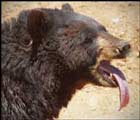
112, 18, 120, 24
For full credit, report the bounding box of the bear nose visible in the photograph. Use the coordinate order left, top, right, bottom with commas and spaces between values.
116, 42, 131, 57
122, 43, 131, 52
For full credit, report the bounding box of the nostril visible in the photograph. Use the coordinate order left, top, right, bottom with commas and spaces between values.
114, 43, 131, 58
122, 44, 131, 51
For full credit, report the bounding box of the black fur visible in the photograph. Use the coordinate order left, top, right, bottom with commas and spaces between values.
1, 4, 130, 120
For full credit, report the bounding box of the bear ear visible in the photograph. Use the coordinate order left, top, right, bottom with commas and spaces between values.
62, 3, 74, 12
27, 9, 46, 39
27, 9, 50, 61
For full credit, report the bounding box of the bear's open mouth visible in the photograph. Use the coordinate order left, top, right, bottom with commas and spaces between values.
96, 60, 129, 110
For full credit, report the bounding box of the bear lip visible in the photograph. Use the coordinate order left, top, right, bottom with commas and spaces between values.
96, 60, 129, 110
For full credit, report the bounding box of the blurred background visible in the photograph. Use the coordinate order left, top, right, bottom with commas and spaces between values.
2, 2, 140, 119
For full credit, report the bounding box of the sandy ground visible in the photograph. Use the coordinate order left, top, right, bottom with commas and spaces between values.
2, 2, 140, 120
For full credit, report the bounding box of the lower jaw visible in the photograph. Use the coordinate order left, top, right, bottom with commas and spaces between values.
90, 69, 117, 87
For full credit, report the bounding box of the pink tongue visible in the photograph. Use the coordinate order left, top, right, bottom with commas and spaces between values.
98, 60, 129, 110
113, 74, 129, 110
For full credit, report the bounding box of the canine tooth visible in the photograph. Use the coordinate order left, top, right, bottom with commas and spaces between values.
115, 48, 120, 54
108, 73, 112, 80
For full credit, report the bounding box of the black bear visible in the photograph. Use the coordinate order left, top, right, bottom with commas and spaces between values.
2, 4, 130, 120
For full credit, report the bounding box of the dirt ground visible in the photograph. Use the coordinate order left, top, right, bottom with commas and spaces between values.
2, 2, 140, 120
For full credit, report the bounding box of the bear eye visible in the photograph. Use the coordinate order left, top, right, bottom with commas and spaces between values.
83, 31, 97, 44
84, 36, 93, 44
